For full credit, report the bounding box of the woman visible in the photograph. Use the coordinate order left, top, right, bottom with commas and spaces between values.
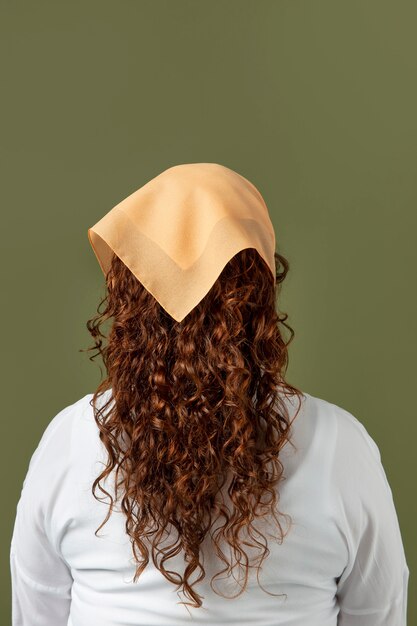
10, 163, 409, 625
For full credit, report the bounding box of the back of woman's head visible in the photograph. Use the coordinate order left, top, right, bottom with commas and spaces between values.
84, 245, 303, 611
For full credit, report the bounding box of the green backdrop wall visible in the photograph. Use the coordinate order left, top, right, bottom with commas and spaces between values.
1, 0, 415, 623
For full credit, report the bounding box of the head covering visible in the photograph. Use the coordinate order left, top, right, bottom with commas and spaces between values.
88, 162, 276, 322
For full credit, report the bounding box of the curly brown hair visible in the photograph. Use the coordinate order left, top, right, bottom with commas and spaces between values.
82, 246, 304, 611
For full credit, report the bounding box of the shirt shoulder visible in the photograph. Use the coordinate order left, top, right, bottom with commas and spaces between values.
288, 391, 388, 515
301, 391, 382, 463
21, 393, 95, 492
303, 393, 400, 538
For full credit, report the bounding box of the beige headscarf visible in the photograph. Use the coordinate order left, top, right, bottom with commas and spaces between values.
88, 162, 276, 322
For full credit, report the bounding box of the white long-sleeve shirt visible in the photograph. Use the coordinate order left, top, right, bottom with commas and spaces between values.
10, 389, 410, 625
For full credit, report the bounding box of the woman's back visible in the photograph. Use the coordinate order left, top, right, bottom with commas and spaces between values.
10, 388, 409, 625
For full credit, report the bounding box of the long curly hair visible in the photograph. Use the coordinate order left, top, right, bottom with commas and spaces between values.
82, 246, 304, 611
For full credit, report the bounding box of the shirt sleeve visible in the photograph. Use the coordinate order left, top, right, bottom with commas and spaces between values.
9, 399, 82, 626
332, 408, 410, 625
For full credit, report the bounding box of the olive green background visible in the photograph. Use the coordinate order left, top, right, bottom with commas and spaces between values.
1, 0, 415, 622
